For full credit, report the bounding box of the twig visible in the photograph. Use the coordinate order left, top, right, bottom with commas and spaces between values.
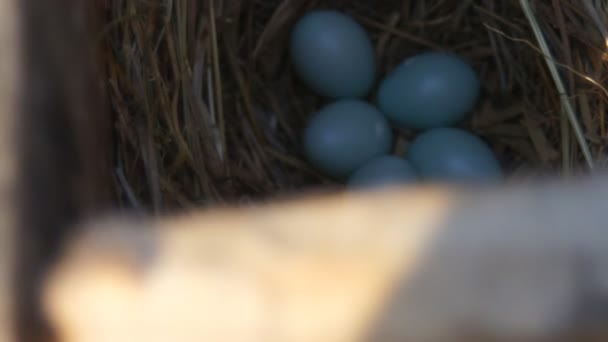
520, 0, 595, 171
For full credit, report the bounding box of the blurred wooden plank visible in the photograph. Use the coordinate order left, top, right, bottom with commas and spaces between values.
44, 178, 608, 341
0, 0, 21, 340
13, 1, 113, 341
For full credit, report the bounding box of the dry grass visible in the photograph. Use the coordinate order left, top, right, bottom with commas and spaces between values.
96, 0, 608, 212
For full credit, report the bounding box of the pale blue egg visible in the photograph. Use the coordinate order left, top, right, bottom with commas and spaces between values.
290, 10, 377, 98
407, 128, 503, 183
377, 52, 480, 129
303, 100, 393, 178
347, 155, 419, 189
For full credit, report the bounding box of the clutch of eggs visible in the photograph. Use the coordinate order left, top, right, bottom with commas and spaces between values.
291, 10, 503, 185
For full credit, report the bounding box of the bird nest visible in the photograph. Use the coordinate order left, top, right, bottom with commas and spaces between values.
98, 0, 608, 212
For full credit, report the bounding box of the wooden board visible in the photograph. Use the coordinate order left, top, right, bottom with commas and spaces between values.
44, 178, 608, 341
0, 0, 22, 340
6, 1, 112, 341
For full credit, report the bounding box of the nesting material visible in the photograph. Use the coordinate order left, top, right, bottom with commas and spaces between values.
99, 0, 608, 211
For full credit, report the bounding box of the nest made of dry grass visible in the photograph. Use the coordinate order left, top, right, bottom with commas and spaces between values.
97, 0, 608, 213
